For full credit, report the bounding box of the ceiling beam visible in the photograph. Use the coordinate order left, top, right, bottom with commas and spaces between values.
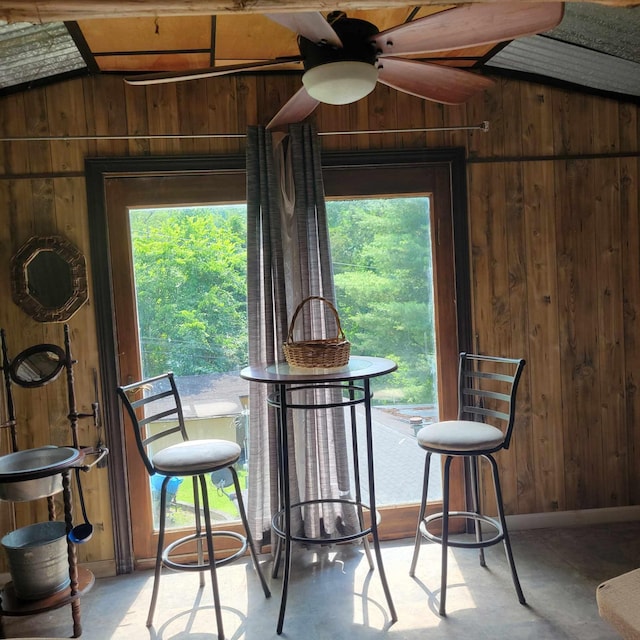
1, 1, 635, 25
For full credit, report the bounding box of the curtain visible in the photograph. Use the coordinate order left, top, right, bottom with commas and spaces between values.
246, 123, 359, 546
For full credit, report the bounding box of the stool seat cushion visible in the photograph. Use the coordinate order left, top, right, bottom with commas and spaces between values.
152, 439, 241, 475
417, 420, 505, 453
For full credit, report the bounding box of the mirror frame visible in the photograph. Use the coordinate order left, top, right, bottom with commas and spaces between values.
9, 343, 68, 388
10, 235, 88, 322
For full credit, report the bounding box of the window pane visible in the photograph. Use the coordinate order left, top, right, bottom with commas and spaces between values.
327, 197, 441, 506
130, 205, 249, 530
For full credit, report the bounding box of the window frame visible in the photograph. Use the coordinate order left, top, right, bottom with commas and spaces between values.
86, 147, 471, 573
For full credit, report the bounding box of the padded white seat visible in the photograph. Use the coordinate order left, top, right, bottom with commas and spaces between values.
410, 353, 526, 617
153, 439, 241, 475
417, 420, 505, 451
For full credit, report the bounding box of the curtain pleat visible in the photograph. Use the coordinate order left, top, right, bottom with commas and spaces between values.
246, 123, 359, 546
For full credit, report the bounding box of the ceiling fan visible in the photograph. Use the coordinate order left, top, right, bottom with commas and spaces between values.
125, 3, 565, 130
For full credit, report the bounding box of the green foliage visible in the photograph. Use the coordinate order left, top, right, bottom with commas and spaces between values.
130, 198, 438, 405
130, 206, 247, 377
327, 198, 437, 404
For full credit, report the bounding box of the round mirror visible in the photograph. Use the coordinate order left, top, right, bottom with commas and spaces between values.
9, 344, 67, 387
10, 235, 88, 323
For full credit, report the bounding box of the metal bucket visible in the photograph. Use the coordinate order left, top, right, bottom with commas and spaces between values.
1, 521, 70, 600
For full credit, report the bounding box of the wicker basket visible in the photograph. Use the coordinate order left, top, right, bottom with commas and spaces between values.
283, 296, 351, 368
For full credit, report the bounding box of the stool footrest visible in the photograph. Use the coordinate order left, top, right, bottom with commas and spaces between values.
421, 511, 504, 549
162, 530, 248, 572
272, 498, 379, 545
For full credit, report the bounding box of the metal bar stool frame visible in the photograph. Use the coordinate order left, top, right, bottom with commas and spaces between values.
409, 353, 526, 616
117, 372, 270, 640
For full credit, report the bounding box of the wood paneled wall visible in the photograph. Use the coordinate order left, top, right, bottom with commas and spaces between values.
0, 72, 638, 570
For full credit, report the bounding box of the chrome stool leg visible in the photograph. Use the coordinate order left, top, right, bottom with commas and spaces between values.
193, 475, 205, 588
147, 476, 169, 627
199, 475, 225, 640
489, 455, 526, 604
439, 455, 452, 616
469, 456, 486, 567
230, 467, 271, 598
409, 451, 431, 576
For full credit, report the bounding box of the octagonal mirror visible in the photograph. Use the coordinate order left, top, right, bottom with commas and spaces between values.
10, 236, 88, 322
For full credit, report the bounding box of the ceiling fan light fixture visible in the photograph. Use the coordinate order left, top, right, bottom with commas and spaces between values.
302, 61, 378, 105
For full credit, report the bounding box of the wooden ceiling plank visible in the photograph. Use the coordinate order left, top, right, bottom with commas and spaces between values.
78, 16, 211, 52
94, 52, 212, 72
214, 14, 298, 62
1, 1, 635, 26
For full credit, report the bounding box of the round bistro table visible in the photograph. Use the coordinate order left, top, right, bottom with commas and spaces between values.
241, 356, 398, 634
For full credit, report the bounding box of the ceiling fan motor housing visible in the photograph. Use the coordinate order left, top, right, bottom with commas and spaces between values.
299, 17, 379, 71
299, 16, 380, 106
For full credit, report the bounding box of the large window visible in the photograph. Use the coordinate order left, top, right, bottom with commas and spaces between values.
129, 196, 439, 530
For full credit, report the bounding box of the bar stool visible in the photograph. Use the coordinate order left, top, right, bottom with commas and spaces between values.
409, 353, 526, 615
117, 372, 270, 639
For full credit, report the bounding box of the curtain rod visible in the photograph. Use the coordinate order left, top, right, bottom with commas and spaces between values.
0, 122, 489, 142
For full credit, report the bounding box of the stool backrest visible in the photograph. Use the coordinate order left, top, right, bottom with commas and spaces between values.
117, 372, 189, 475
457, 353, 526, 450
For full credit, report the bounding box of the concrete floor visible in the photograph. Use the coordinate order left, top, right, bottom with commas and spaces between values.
2, 520, 639, 639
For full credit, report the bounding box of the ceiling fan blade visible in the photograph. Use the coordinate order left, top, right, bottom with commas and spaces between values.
265, 12, 343, 48
377, 58, 494, 105
125, 57, 302, 86
374, 2, 565, 56
267, 87, 321, 130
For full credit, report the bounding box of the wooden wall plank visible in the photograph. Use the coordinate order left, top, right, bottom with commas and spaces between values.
316, 99, 352, 153
366, 84, 398, 150
235, 75, 258, 133
500, 79, 524, 159
256, 73, 299, 132
593, 96, 620, 155
504, 161, 536, 514
124, 84, 150, 155
350, 98, 373, 151
45, 78, 89, 172
22, 87, 52, 175
146, 83, 181, 155
618, 102, 640, 502
30, 179, 56, 235
441, 102, 468, 151
555, 159, 603, 509
206, 76, 243, 155
396, 91, 429, 149
467, 161, 512, 513
0, 93, 29, 175
520, 83, 554, 157
466, 83, 503, 160
522, 160, 565, 512
86, 75, 129, 157
421, 101, 446, 149
594, 158, 627, 505
174, 79, 209, 156
552, 89, 594, 156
